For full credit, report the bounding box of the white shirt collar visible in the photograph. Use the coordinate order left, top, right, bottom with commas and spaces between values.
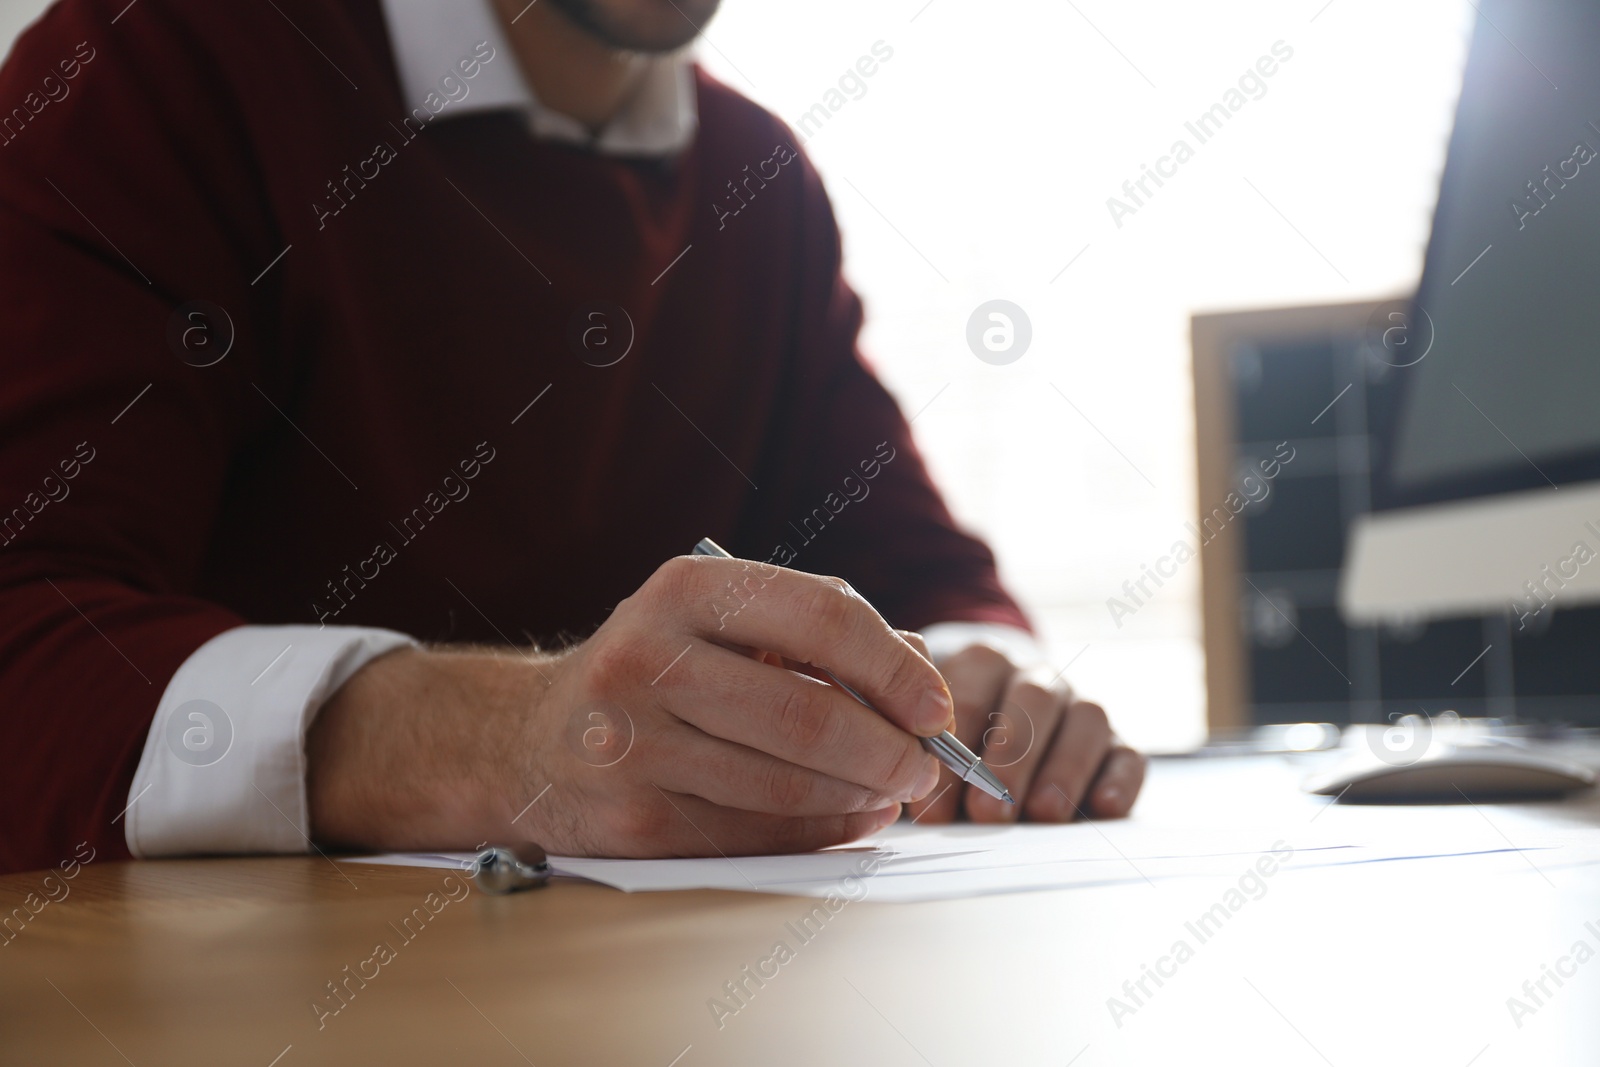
378, 0, 697, 156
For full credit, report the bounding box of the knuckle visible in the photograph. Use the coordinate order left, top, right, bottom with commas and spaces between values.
585, 636, 649, 688
895, 629, 932, 659
940, 645, 1010, 691
1008, 680, 1054, 710
649, 554, 699, 598
884, 643, 933, 700
772, 685, 836, 757
798, 582, 856, 640
817, 574, 851, 594
762, 762, 816, 811
880, 737, 927, 797
617, 801, 672, 846
1024, 788, 1071, 823
954, 643, 1010, 673
844, 784, 884, 813
1073, 700, 1111, 735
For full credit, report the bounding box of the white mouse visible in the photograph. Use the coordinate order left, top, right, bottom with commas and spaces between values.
1303, 745, 1597, 803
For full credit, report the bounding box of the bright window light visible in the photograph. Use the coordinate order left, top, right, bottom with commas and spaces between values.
699, 0, 1475, 750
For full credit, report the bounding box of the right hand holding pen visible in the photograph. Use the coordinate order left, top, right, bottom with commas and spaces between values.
307, 554, 951, 857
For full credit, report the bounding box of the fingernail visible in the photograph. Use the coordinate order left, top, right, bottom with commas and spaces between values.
917, 687, 953, 734
911, 757, 940, 801
1098, 786, 1121, 809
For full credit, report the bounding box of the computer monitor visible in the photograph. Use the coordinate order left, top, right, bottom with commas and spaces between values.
1341, 0, 1600, 626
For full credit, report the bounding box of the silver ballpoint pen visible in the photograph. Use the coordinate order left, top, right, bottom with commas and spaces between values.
692, 537, 1015, 805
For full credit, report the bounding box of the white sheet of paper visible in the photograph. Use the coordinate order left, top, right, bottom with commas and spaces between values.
342, 825, 1572, 902
340, 756, 1600, 902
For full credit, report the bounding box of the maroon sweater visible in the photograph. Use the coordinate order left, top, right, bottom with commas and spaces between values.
0, 0, 1027, 874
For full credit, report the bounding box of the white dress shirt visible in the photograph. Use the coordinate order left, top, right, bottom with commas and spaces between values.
125, 0, 1037, 858
379, 0, 697, 153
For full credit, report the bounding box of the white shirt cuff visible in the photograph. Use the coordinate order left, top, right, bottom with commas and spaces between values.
125, 624, 417, 858
918, 621, 1045, 669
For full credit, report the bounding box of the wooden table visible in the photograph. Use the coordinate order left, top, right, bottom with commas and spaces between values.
5, 756, 1600, 1066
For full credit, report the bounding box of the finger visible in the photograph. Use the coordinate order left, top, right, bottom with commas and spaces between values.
1022, 700, 1115, 822
1087, 745, 1146, 818
904, 644, 1012, 825
649, 720, 903, 817
665, 555, 953, 736
657, 640, 941, 803
897, 630, 932, 661
631, 789, 902, 858
964, 671, 1064, 824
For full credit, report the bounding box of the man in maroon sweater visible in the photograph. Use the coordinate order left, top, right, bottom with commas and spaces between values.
0, 0, 1144, 875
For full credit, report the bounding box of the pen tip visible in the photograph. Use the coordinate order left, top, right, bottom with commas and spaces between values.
1001, 790, 1015, 805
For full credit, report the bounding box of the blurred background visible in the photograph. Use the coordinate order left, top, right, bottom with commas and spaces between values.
0, 0, 1475, 750
695, 0, 1477, 751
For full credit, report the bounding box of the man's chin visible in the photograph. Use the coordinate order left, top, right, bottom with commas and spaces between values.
546, 0, 722, 54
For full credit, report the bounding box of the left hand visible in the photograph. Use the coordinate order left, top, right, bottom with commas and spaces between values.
901, 637, 1146, 824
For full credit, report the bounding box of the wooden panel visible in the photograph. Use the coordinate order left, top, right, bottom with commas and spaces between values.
1189, 300, 1391, 732
7, 757, 1600, 1065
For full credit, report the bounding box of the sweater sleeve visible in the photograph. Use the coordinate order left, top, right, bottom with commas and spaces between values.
0, 1, 287, 873
739, 141, 1032, 635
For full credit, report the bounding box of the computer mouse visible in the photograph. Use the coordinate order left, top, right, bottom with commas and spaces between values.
1302, 746, 1597, 803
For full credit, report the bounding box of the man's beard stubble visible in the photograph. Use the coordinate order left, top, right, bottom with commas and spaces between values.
544, 0, 719, 54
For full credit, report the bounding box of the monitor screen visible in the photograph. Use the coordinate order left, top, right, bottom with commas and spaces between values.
1373, 0, 1600, 509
